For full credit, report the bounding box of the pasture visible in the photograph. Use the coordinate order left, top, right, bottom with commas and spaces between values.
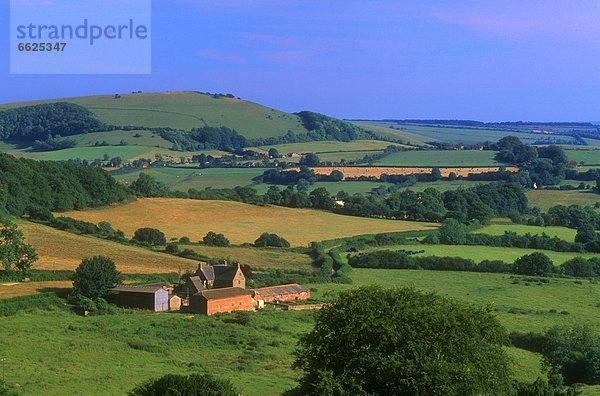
3, 267, 600, 395
363, 243, 597, 265
0, 91, 308, 139
254, 139, 397, 153
565, 148, 600, 165
19, 222, 197, 274
115, 167, 265, 191
60, 198, 438, 246
526, 190, 599, 211
474, 223, 578, 242
354, 121, 545, 145
375, 149, 500, 167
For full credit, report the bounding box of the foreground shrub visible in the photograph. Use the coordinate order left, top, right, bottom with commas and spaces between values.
293, 286, 512, 395
129, 373, 238, 396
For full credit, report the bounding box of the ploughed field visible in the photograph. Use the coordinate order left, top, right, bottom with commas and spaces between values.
61, 198, 438, 246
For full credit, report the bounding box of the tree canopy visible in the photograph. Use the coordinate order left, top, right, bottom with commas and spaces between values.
71, 256, 123, 299
294, 286, 513, 395
129, 373, 238, 396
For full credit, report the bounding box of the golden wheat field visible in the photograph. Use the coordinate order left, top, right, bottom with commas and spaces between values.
19, 222, 197, 274
0, 281, 72, 299
61, 199, 438, 246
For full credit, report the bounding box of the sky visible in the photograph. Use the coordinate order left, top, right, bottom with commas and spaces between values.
1, 0, 600, 121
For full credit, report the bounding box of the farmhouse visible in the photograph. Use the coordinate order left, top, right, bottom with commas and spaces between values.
189, 287, 253, 315
181, 275, 207, 296
108, 284, 170, 312
196, 262, 245, 289
251, 284, 310, 304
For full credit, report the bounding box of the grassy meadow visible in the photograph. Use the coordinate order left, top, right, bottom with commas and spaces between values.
527, 190, 599, 211
3, 267, 600, 395
115, 167, 265, 191
253, 139, 397, 154
363, 243, 597, 265
61, 198, 438, 246
375, 149, 500, 166
474, 223, 578, 241
565, 148, 600, 165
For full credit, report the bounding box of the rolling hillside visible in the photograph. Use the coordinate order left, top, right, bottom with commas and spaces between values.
0, 91, 308, 139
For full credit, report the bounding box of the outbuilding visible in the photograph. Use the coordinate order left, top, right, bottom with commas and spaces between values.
251, 284, 310, 304
189, 287, 253, 315
108, 284, 169, 312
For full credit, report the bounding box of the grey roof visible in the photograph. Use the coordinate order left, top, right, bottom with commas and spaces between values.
187, 276, 207, 293
110, 284, 167, 294
251, 284, 308, 298
198, 287, 250, 300
198, 265, 240, 282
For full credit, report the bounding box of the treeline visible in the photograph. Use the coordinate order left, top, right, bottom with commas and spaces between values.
0, 102, 105, 141
348, 250, 600, 278
542, 204, 600, 230
130, 172, 528, 224
0, 153, 130, 216
158, 126, 248, 151
493, 136, 568, 186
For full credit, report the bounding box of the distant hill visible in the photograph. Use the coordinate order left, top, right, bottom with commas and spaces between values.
0, 91, 308, 139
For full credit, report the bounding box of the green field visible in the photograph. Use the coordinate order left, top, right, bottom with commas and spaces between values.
354, 121, 547, 145
3, 267, 600, 395
375, 149, 501, 166
565, 148, 600, 165
253, 140, 399, 154
0, 91, 308, 139
115, 167, 265, 191
364, 243, 596, 265
474, 223, 578, 242
527, 190, 599, 211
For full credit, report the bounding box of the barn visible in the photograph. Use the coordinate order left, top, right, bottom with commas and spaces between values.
108, 285, 169, 312
188, 287, 253, 315
251, 284, 310, 304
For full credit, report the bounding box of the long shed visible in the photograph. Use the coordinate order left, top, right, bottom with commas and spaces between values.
109, 285, 169, 312
189, 287, 253, 315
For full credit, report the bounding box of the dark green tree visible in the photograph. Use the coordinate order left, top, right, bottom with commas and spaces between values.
202, 231, 230, 247
514, 253, 554, 276
309, 187, 336, 210
268, 148, 280, 158
438, 218, 467, 245
133, 228, 166, 246
254, 233, 290, 248
0, 221, 38, 278
294, 286, 513, 395
299, 153, 320, 166
129, 373, 238, 396
129, 173, 168, 197
71, 256, 123, 299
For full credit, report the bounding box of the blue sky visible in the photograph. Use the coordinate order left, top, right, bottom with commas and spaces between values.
1, 0, 599, 121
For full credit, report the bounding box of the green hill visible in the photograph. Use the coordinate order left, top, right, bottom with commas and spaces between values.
0, 91, 309, 139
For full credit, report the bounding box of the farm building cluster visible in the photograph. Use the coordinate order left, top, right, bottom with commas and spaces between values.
108, 262, 311, 315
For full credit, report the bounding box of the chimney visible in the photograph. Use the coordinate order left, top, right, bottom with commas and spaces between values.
223, 260, 228, 266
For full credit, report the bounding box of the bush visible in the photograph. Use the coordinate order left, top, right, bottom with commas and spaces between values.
202, 231, 230, 247
71, 256, 123, 299
561, 257, 596, 278
179, 236, 191, 244
165, 242, 179, 254
254, 233, 290, 248
293, 286, 512, 395
130, 373, 238, 396
514, 253, 554, 276
26, 205, 54, 221
132, 228, 166, 246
